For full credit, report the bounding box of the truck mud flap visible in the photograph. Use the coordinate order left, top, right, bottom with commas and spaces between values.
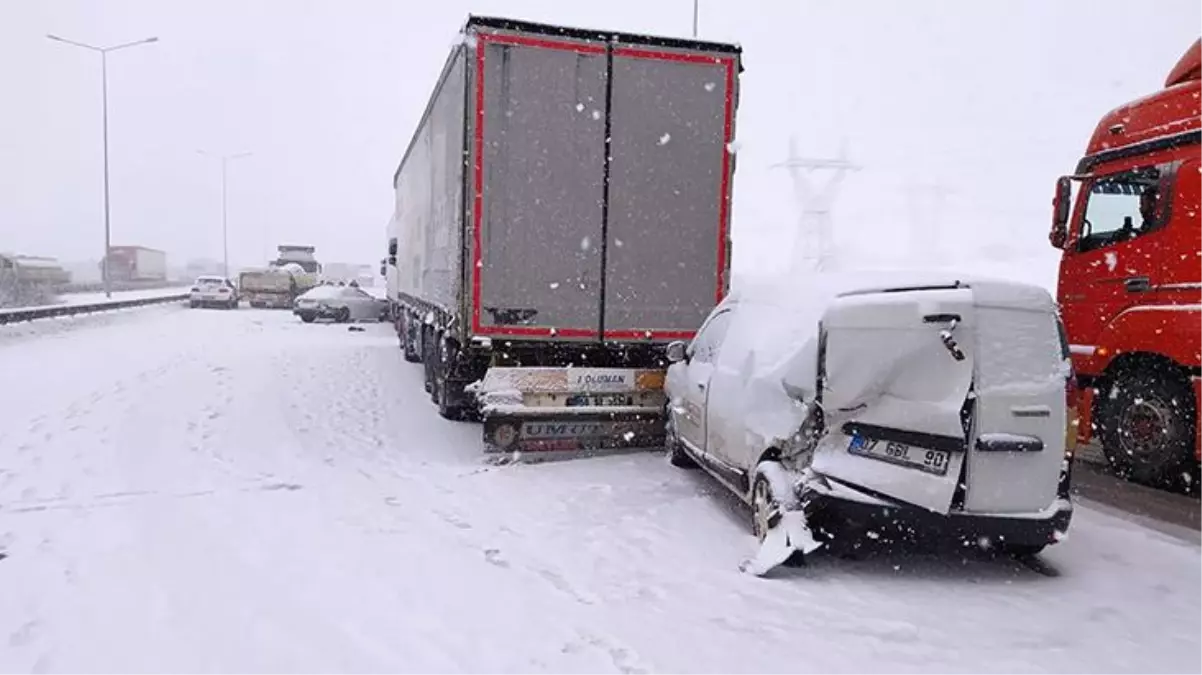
482, 410, 665, 456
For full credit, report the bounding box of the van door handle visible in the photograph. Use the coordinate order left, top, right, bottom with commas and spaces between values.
1124, 276, 1151, 293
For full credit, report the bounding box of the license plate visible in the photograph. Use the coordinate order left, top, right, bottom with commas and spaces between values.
565, 393, 632, 407
847, 435, 951, 476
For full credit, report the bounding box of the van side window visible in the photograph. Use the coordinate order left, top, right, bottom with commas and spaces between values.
1076, 163, 1177, 253
690, 309, 733, 363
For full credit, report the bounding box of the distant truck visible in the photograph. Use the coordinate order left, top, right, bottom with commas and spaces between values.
270, 245, 321, 293
239, 267, 297, 308
104, 246, 167, 282
1048, 38, 1200, 488
387, 16, 740, 454
0, 253, 71, 308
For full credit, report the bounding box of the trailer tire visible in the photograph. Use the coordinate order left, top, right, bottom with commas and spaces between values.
1099, 368, 1195, 490
422, 325, 437, 395
401, 314, 421, 363
435, 337, 469, 421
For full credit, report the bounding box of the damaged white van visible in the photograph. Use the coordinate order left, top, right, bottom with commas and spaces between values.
663, 272, 1076, 576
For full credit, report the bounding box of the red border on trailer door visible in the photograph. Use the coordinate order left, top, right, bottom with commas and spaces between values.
471, 32, 605, 340
603, 47, 737, 343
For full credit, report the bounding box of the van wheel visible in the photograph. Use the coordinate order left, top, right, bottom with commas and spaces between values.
1100, 369, 1195, 490
336, 307, 351, 323
665, 415, 696, 468
750, 472, 780, 542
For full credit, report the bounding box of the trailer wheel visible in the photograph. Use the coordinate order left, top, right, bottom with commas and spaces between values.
422, 325, 437, 395
1099, 368, 1196, 490
401, 314, 421, 363
435, 337, 468, 421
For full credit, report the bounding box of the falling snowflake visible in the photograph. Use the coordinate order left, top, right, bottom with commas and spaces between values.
615, 238, 624, 247
726, 140, 741, 154
549, 282, 560, 290
575, 102, 585, 112
704, 81, 716, 92
591, 109, 602, 120
658, 133, 671, 145
580, 236, 592, 251
622, 431, 636, 442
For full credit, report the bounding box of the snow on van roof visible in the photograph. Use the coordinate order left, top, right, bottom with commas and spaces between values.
705, 269, 1058, 451
727, 268, 1054, 316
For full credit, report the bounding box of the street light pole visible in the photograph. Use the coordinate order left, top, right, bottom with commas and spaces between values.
100, 50, 111, 297
692, 0, 699, 37
198, 150, 252, 278
47, 34, 158, 299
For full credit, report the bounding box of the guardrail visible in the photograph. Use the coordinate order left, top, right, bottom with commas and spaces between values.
0, 293, 188, 326
58, 280, 183, 294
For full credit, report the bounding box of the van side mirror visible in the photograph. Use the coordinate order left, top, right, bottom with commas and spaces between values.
665, 340, 688, 364
1049, 176, 1072, 249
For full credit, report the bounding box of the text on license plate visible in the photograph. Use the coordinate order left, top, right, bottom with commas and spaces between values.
847, 435, 951, 476
565, 393, 632, 407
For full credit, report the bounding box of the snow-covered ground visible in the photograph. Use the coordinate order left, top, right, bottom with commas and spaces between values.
0, 306, 1197, 673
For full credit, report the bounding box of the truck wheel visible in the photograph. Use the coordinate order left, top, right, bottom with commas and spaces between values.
665, 414, 696, 468
422, 326, 437, 395
1099, 369, 1196, 490
434, 337, 467, 420
401, 314, 421, 363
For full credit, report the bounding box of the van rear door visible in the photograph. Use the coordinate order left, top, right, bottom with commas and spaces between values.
961, 284, 1068, 514
810, 286, 975, 514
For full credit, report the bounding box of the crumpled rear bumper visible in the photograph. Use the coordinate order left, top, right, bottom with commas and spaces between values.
802, 478, 1073, 549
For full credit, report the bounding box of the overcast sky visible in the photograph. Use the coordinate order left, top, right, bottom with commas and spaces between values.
0, 1, 1197, 276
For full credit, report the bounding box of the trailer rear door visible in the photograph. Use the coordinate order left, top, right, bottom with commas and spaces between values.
603, 45, 736, 341
473, 34, 609, 339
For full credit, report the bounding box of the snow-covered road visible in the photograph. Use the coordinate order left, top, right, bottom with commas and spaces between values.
0, 305, 1198, 673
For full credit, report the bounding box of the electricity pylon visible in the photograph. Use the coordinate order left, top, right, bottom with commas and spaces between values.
773, 137, 862, 272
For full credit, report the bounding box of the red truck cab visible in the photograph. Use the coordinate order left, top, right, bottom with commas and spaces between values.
1049, 38, 1201, 489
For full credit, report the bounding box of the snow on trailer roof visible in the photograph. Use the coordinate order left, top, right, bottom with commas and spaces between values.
464, 15, 743, 57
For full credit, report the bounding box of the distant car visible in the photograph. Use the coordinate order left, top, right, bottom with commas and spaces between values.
293, 284, 387, 323
189, 276, 239, 309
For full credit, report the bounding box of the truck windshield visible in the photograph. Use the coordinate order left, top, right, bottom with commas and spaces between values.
1077, 168, 1165, 252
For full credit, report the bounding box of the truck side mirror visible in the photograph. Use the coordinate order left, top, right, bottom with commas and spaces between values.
388, 239, 398, 256
1050, 176, 1072, 249
665, 340, 688, 364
